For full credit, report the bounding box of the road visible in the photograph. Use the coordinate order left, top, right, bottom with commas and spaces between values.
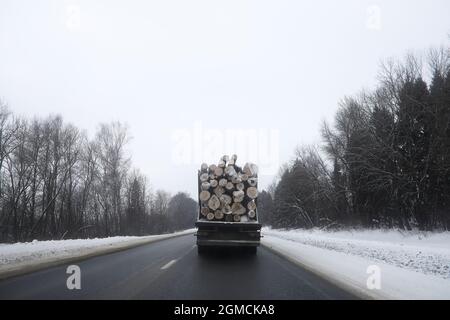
0, 234, 357, 299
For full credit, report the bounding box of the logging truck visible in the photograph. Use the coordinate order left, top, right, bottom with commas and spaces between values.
195, 155, 262, 254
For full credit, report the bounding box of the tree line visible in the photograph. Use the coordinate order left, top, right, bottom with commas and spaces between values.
0, 108, 196, 242
259, 46, 450, 231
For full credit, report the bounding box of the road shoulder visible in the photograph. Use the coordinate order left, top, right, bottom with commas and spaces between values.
0, 230, 195, 280
262, 234, 450, 300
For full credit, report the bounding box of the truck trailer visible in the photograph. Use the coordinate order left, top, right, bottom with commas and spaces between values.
195, 155, 262, 254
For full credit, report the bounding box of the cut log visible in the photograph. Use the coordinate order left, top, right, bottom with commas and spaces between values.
243, 162, 258, 177
231, 175, 242, 184
221, 204, 232, 214
208, 195, 221, 210
232, 190, 245, 203
214, 211, 224, 220
214, 166, 224, 177
224, 165, 237, 177
219, 194, 232, 205
210, 179, 218, 188
199, 173, 209, 182
231, 202, 246, 215
213, 186, 225, 196
199, 190, 211, 202
248, 177, 258, 187
246, 186, 258, 199
201, 182, 211, 190
239, 173, 249, 181
208, 164, 217, 173
247, 200, 256, 211
229, 154, 237, 165
219, 178, 228, 187
218, 160, 226, 168
199, 155, 259, 223
201, 207, 210, 216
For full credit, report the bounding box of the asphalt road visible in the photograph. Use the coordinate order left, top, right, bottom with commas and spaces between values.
0, 234, 357, 300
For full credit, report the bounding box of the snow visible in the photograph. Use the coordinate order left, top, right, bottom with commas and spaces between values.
0, 229, 195, 279
262, 228, 450, 300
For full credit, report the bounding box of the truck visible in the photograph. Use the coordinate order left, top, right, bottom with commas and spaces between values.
195, 155, 262, 254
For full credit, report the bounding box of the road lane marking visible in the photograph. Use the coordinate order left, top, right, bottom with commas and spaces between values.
161, 259, 177, 270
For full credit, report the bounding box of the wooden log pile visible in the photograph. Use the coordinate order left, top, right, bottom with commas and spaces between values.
198, 155, 258, 222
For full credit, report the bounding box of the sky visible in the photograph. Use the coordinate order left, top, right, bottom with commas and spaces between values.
1, 0, 449, 198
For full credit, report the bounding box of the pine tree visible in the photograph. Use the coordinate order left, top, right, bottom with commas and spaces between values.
396, 77, 431, 229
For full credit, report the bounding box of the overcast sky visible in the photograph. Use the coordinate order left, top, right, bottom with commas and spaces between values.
1, 0, 449, 198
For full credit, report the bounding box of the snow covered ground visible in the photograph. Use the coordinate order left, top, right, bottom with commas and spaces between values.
262, 228, 450, 300
0, 229, 195, 279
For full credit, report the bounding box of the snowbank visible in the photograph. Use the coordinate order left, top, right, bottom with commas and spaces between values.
0, 229, 195, 279
262, 228, 450, 300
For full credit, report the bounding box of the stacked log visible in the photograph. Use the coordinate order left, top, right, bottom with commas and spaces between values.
198, 155, 258, 222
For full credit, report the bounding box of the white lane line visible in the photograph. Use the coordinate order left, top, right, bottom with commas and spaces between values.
161, 259, 177, 270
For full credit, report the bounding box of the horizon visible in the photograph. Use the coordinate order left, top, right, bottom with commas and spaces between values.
1, 0, 450, 198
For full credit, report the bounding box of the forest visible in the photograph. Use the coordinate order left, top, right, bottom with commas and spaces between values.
0, 110, 196, 242
259, 46, 450, 231
2, 45, 449, 243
